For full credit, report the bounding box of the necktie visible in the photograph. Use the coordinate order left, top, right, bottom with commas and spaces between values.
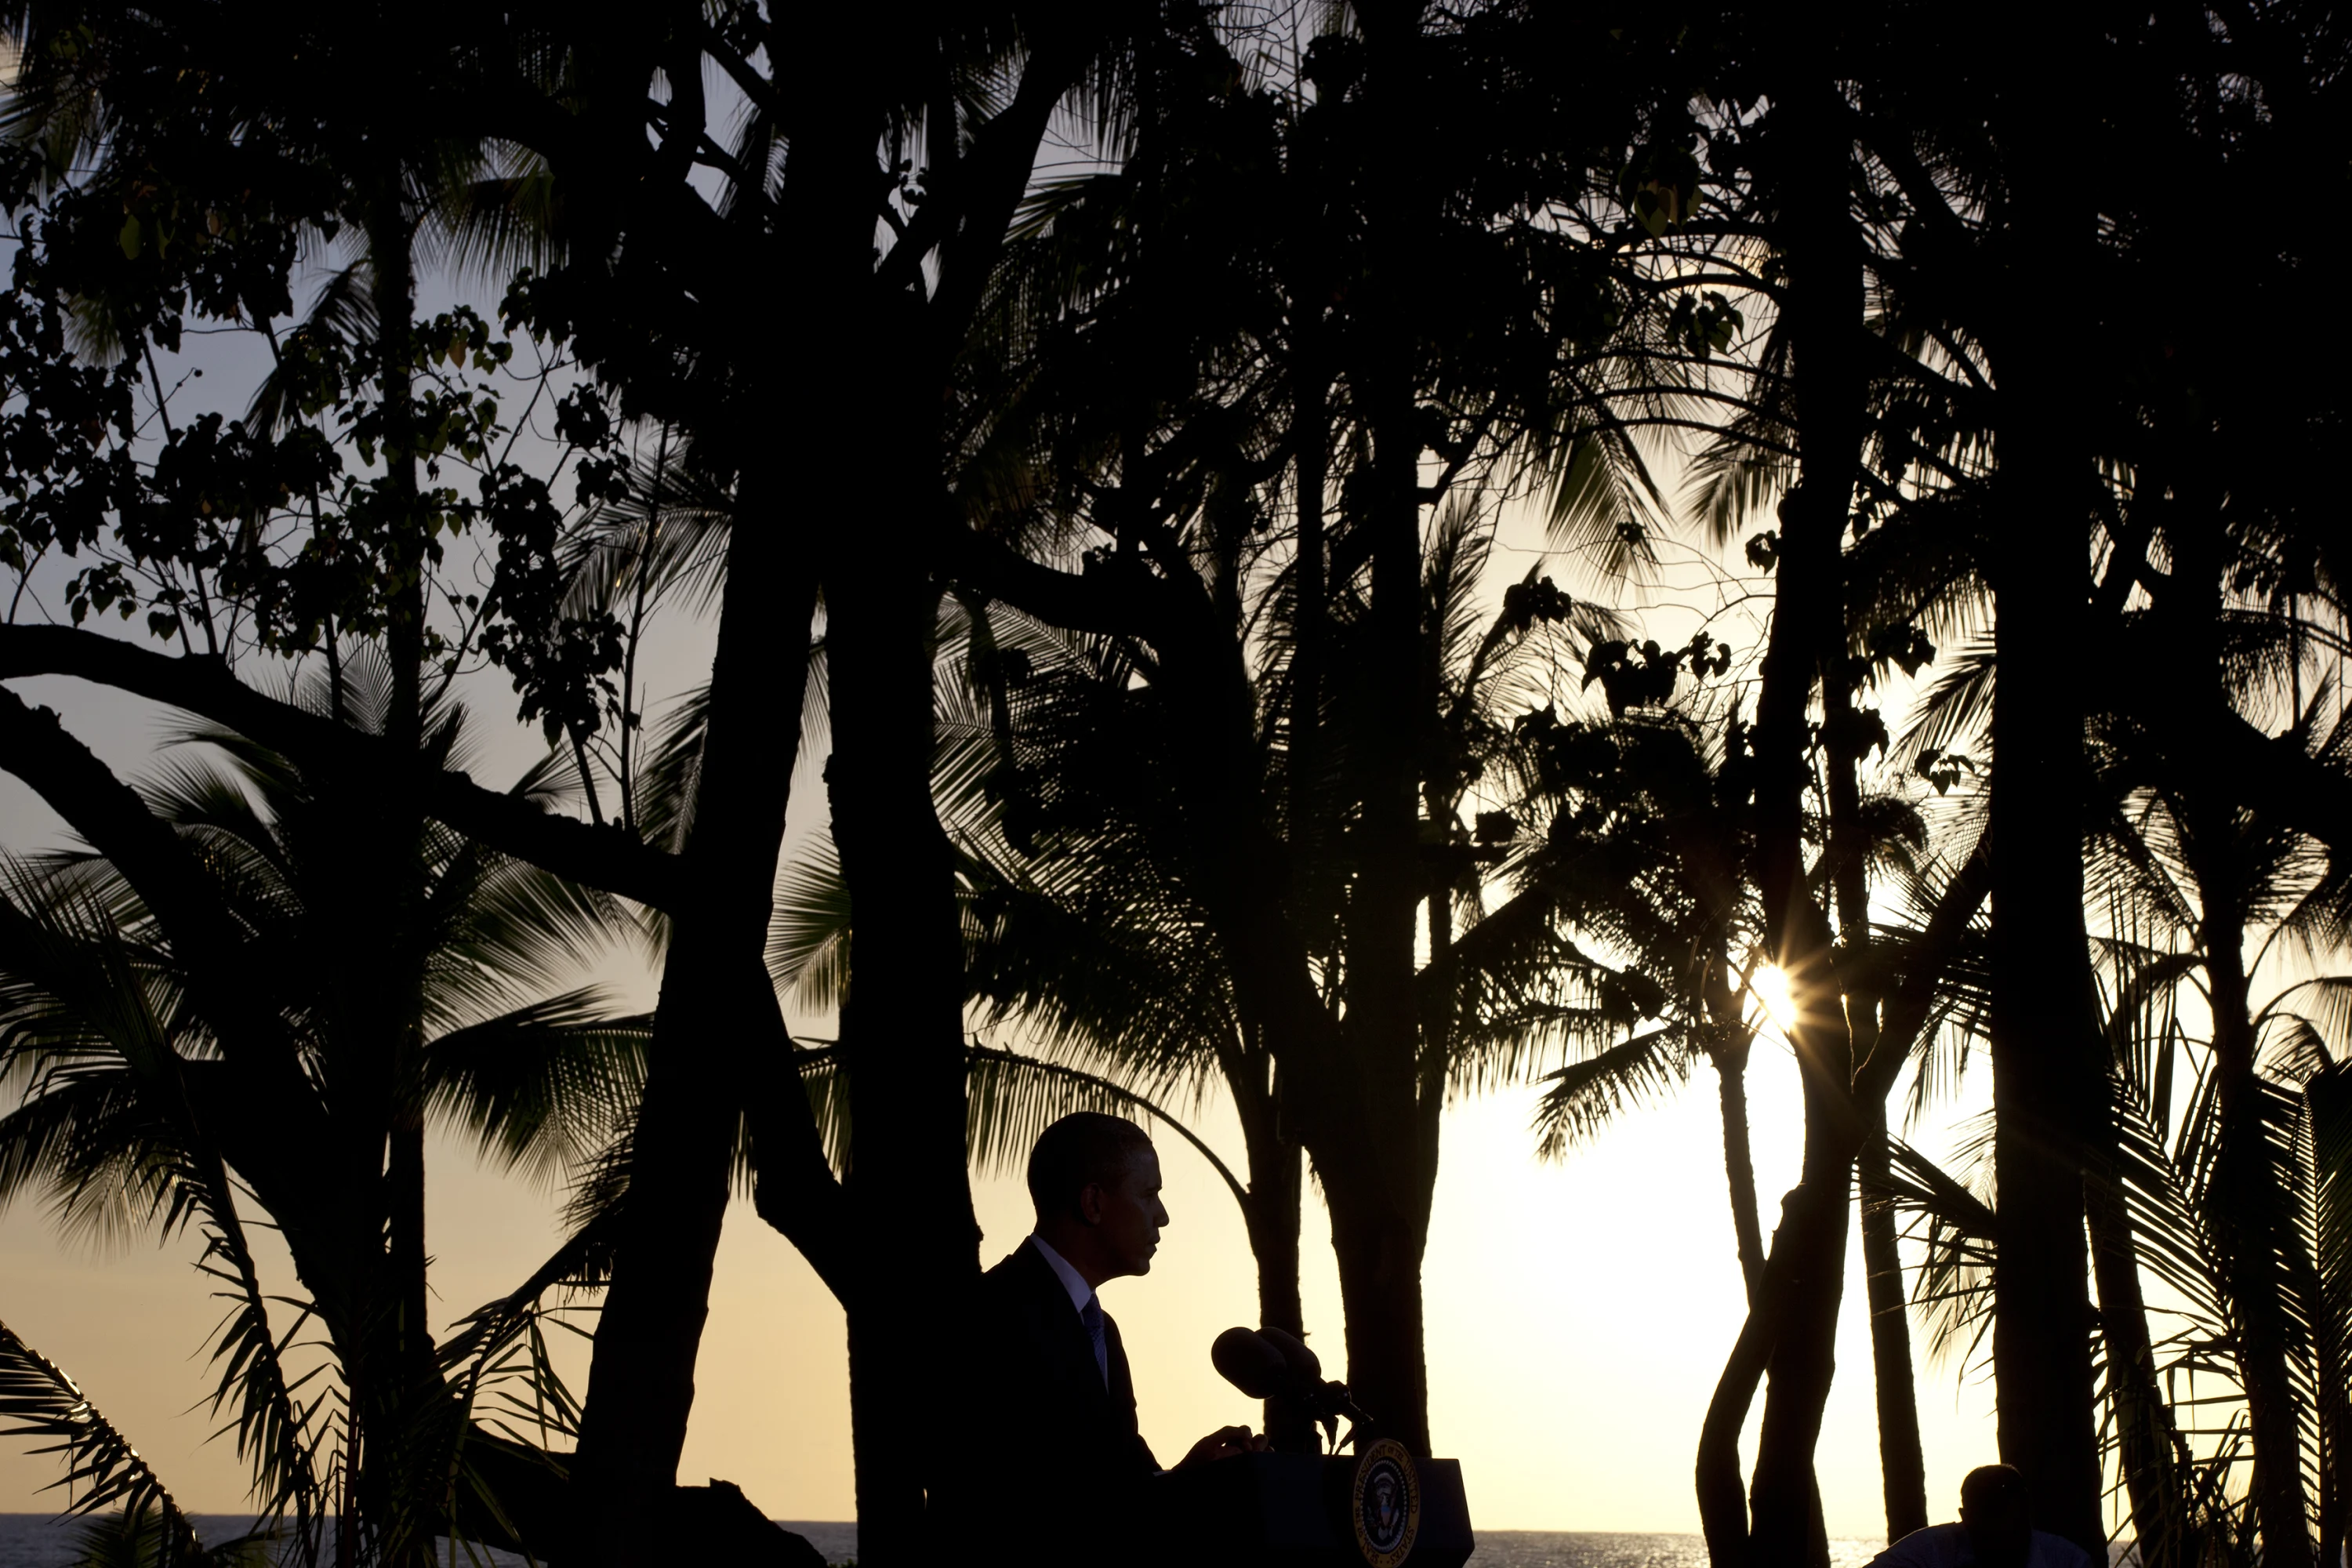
1080, 1293, 1109, 1388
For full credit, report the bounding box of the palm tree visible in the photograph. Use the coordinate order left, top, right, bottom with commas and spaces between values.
946, 2, 1740, 1455
0, 653, 644, 1566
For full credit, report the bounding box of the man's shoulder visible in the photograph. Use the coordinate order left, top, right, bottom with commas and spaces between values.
2028, 1530, 2099, 1568
983, 1239, 1047, 1290
1872, 1523, 1967, 1568
979, 1242, 1062, 1320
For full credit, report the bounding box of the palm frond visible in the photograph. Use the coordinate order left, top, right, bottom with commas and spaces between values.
0, 1316, 205, 1554
964, 1045, 1246, 1211
424, 994, 651, 1189
246, 266, 378, 436
769, 837, 851, 1015
1881, 1125, 1998, 1374
1530, 1025, 1687, 1159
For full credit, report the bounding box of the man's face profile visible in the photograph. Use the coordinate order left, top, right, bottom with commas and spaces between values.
1083, 1144, 1167, 1278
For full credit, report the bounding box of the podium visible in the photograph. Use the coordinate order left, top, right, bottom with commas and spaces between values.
1145, 1446, 1473, 1566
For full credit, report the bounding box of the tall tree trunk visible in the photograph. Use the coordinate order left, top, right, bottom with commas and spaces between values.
1984, 474, 2104, 1558
569, 478, 817, 1567
366, 198, 437, 1568
829, 553, 983, 1566
1315, 0, 1438, 1460
1984, 9, 2107, 1550
1984, 334, 2106, 1562
1816, 418, 1925, 1550
1737, 74, 1866, 1568
2167, 441, 2317, 1566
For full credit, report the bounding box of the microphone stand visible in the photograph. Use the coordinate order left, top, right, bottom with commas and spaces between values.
1272, 1378, 1373, 1455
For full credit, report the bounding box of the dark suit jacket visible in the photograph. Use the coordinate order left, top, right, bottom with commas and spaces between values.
942, 1240, 1158, 1554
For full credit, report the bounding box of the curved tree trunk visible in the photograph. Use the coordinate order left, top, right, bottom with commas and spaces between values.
569, 479, 817, 1567
1724, 67, 1867, 1568
1717, 1051, 1767, 1302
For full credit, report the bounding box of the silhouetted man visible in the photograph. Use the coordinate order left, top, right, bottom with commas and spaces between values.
1869, 1465, 2097, 1568
947, 1113, 1259, 1561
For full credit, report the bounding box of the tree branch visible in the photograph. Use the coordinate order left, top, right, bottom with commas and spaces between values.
0, 689, 331, 1164
0, 628, 681, 907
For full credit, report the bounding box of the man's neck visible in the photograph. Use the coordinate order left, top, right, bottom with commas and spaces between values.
1031, 1225, 1113, 1290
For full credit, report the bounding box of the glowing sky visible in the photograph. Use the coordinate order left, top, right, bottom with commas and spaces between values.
0, 489, 2002, 1538
0, 886, 2002, 1532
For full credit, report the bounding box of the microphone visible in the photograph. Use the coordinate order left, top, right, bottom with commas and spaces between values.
1209, 1327, 1376, 1454
1210, 1327, 1291, 1399
1257, 1326, 1321, 1387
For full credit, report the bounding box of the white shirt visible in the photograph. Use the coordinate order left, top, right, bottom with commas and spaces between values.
1027, 1233, 1094, 1317
1871, 1525, 2096, 1568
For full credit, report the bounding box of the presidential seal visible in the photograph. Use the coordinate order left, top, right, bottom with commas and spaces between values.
1350, 1437, 1421, 1567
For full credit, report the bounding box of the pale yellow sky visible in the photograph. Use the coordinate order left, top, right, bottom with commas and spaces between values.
1, 1015, 2001, 1534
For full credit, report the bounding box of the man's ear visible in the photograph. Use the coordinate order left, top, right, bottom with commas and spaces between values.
1078, 1181, 1105, 1226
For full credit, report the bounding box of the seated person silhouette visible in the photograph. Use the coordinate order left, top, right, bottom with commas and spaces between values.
954, 1113, 1262, 1560
1870, 1465, 2096, 1568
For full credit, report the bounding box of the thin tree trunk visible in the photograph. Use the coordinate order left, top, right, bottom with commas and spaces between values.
568, 481, 817, 1567
1736, 72, 1865, 1568
2169, 466, 2317, 1565
2307, 1239, 2349, 1568
1859, 1117, 1929, 1543
1746, 1090, 1852, 1568
1232, 1046, 1311, 1450
1702, 943, 1766, 1304
1287, 325, 1327, 867
365, 198, 439, 1568
1249, 1142, 1310, 1450
1700, 1193, 1802, 1563
1718, 1049, 1766, 1304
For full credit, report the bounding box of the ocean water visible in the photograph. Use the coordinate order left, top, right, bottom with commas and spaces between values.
0, 1515, 1886, 1566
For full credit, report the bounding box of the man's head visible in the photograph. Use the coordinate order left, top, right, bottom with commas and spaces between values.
1959, 1465, 2031, 1567
1028, 1113, 1167, 1287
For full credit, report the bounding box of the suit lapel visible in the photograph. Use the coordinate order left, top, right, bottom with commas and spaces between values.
1018, 1241, 1113, 1410
1103, 1312, 1137, 1412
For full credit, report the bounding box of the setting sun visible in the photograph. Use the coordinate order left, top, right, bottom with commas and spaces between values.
1751, 963, 1799, 1040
